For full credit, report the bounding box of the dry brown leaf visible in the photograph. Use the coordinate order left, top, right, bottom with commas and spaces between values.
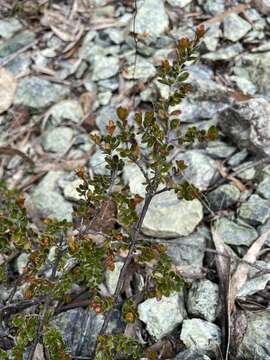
0, 68, 17, 114
215, 160, 247, 192
80, 91, 96, 115
229, 228, 270, 313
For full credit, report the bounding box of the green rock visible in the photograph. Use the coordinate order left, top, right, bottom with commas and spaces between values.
42, 127, 74, 153
0, 31, 35, 58
257, 177, 270, 199
207, 184, 240, 211
15, 76, 69, 109
223, 14, 252, 42
238, 194, 270, 225
0, 18, 23, 39
214, 218, 258, 246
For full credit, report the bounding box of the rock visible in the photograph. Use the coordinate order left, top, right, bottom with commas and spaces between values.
187, 279, 219, 322
180, 319, 221, 355
123, 163, 146, 197
233, 51, 270, 95
207, 184, 240, 211
138, 293, 186, 339
15, 76, 69, 109
230, 75, 257, 95
258, 218, 270, 246
123, 56, 156, 80
255, 0, 270, 15
223, 14, 252, 42
167, 0, 192, 7
176, 151, 218, 191
214, 218, 258, 246
141, 191, 203, 238
205, 141, 236, 159
0, 31, 35, 58
132, 0, 169, 37
32, 171, 73, 221
92, 56, 119, 81
0, 68, 17, 114
218, 98, 270, 157
105, 261, 123, 295
155, 228, 206, 276
203, 0, 224, 15
238, 194, 270, 225
202, 43, 243, 61
0, 18, 22, 39
257, 177, 270, 199
174, 349, 211, 360
47, 100, 84, 126
89, 149, 109, 175
4, 53, 32, 76
201, 24, 221, 52
61, 178, 85, 202
238, 311, 270, 359
16, 253, 29, 275
237, 260, 270, 297
228, 149, 249, 167
42, 126, 74, 153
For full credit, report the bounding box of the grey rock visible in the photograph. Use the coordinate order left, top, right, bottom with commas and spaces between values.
123, 163, 146, 197
258, 218, 270, 246
167, 0, 192, 7
61, 178, 85, 202
42, 126, 74, 153
92, 56, 119, 81
132, 0, 169, 37
16, 253, 29, 275
202, 43, 243, 61
0, 31, 35, 59
207, 184, 240, 211
51, 308, 103, 356
201, 24, 221, 52
238, 194, 270, 225
15, 76, 69, 109
105, 261, 123, 295
230, 75, 257, 95
47, 100, 84, 126
123, 56, 156, 80
174, 349, 210, 360
203, 0, 224, 15
205, 141, 236, 159
180, 319, 221, 355
0, 18, 23, 39
32, 171, 73, 221
141, 191, 203, 238
187, 279, 219, 322
257, 177, 270, 199
228, 149, 249, 167
238, 311, 270, 359
5, 53, 31, 75
223, 14, 252, 42
214, 218, 258, 246
176, 151, 218, 191
105, 28, 124, 44
90, 149, 109, 175
138, 292, 186, 339
233, 51, 270, 95
155, 229, 206, 276
218, 98, 270, 157
255, 0, 270, 15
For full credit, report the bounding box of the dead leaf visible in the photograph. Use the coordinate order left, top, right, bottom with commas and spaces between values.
0, 68, 17, 114
211, 226, 231, 359
80, 91, 96, 115
90, 199, 118, 235
229, 228, 270, 313
0, 146, 35, 167
215, 160, 247, 192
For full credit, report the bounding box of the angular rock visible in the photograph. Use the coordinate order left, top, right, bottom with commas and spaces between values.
214, 218, 258, 246
223, 14, 252, 42
141, 191, 203, 238
132, 0, 169, 37
174, 349, 211, 360
203, 0, 224, 15
15, 76, 69, 109
238, 194, 270, 225
32, 171, 73, 221
0, 31, 35, 58
123, 56, 156, 80
180, 319, 221, 355
207, 184, 240, 211
123, 163, 146, 197
257, 177, 270, 199
218, 98, 270, 157
92, 56, 119, 81
47, 100, 84, 126
205, 141, 236, 159
138, 293, 186, 339
89, 149, 109, 175
0, 18, 22, 39
202, 43, 243, 61
176, 151, 218, 191
105, 261, 123, 295
238, 311, 270, 359
187, 279, 219, 322
167, 0, 192, 7
42, 126, 74, 153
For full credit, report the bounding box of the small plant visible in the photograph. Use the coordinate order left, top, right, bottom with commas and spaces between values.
0, 26, 217, 359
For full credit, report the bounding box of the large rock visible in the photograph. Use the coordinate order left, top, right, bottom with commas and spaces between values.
0, 30, 35, 58
42, 126, 74, 153
180, 319, 221, 355
138, 293, 186, 339
223, 14, 251, 42
47, 100, 84, 126
15, 76, 69, 109
214, 218, 258, 246
141, 191, 203, 238
174, 349, 211, 360
218, 98, 270, 157
187, 279, 219, 322
132, 0, 169, 37
92, 56, 119, 81
237, 311, 270, 359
